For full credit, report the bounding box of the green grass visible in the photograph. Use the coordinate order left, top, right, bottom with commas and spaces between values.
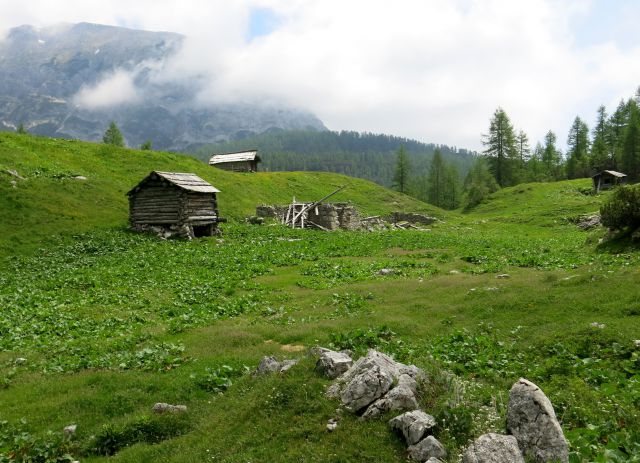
0, 132, 438, 256
1, 132, 639, 462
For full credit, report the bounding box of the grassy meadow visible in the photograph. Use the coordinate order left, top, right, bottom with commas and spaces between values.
0, 133, 639, 462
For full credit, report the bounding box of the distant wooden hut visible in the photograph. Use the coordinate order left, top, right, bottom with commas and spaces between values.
127, 171, 222, 237
592, 170, 627, 192
209, 150, 261, 172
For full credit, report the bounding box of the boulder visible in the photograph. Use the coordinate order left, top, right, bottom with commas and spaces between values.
316, 350, 353, 379
152, 403, 187, 414
407, 435, 447, 462
507, 378, 569, 463
388, 410, 436, 445
340, 364, 393, 412
462, 433, 524, 463
361, 374, 419, 419
255, 356, 299, 375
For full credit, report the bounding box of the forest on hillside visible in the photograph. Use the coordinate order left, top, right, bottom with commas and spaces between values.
188, 129, 476, 191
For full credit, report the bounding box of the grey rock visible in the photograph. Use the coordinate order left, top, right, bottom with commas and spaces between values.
325, 382, 342, 399
388, 410, 436, 445
496, 274, 510, 279
73, 175, 87, 181
14, 357, 27, 365
255, 356, 282, 375
462, 433, 524, 463
425, 459, 444, 463
316, 350, 353, 379
152, 403, 187, 414
63, 424, 77, 435
507, 378, 569, 463
340, 365, 393, 412
378, 268, 395, 276
255, 356, 299, 375
362, 374, 419, 419
326, 418, 338, 432
407, 435, 447, 461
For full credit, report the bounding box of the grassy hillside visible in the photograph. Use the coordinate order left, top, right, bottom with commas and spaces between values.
0, 133, 438, 255
1, 133, 639, 462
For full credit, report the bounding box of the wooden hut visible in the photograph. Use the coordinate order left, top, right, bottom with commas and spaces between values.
209, 150, 261, 172
592, 170, 627, 192
127, 171, 222, 237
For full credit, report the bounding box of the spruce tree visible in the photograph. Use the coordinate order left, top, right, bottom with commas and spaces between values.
542, 131, 562, 179
590, 105, 610, 172
16, 123, 27, 134
103, 121, 125, 147
566, 116, 590, 179
482, 108, 518, 187
621, 101, 640, 181
462, 158, 499, 209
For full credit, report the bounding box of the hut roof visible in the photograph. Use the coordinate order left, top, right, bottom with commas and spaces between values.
592, 170, 627, 178
209, 150, 260, 165
127, 171, 220, 195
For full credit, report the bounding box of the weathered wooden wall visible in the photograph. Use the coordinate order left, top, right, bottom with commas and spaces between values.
213, 161, 257, 172
129, 179, 181, 225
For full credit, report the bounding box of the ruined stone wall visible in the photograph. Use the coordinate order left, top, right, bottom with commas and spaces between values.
389, 211, 436, 225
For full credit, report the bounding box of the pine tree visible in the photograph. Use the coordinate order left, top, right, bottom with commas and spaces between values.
103, 121, 125, 147
426, 149, 446, 207
16, 123, 27, 134
609, 99, 631, 168
392, 145, 411, 194
443, 163, 461, 209
516, 130, 530, 165
482, 108, 518, 187
140, 140, 152, 150
566, 116, 590, 179
590, 105, 610, 172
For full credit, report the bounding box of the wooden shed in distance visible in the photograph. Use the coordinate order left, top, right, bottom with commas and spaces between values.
209, 150, 261, 172
592, 170, 627, 192
127, 171, 222, 238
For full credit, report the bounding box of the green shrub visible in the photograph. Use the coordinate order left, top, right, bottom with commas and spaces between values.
600, 184, 640, 231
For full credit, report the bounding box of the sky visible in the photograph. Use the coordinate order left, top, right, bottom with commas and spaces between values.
2, 0, 640, 151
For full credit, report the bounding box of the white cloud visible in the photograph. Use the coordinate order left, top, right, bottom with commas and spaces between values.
74, 69, 139, 109
2, 0, 640, 150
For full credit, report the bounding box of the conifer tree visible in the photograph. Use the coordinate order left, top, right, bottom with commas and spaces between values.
103, 121, 125, 147
16, 123, 27, 134
566, 116, 590, 179
516, 130, 530, 166
482, 108, 518, 187
443, 163, 461, 209
542, 131, 562, 179
426, 149, 446, 207
392, 145, 411, 194
590, 105, 611, 172
621, 101, 640, 181
462, 157, 499, 209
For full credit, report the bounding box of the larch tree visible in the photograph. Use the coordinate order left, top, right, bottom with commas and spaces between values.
482, 108, 518, 187
590, 105, 611, 173
542, 131, 562, 180
621, 101, 640, 181
392, 144, 412, 194
426, 149, 447, 208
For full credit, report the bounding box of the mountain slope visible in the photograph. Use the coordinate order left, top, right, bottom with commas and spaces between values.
0, 132, 440, 255
0, 23, 325, 150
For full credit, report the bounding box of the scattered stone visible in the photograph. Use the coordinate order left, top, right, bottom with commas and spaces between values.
246, 215, 265, 225
634, 340, 640, 348
73, 175, 87, 181
255, 356, 299, 375
496, 274, 510, 279
576, 214, 601, 230
485, 287, 499, 291
362, 374, 419, 419
256, 356, 282, 375
14, 357, 27, 365
449, 270, 460, 274
389, 212, 436, 226
388, 410, 436, 445
152, 403, 187, 414
590, 322, 605, 329
462, 433, 524, 463
316, 350, 353, 379
63, 424, 77, 435
425, 459, 444, 463
377, 268, 395, 276
5, 169, 25, 180
407, 435, 447, 462
10, 179, 17, 188
507, 378, 569, 463
326, 418, 338, 432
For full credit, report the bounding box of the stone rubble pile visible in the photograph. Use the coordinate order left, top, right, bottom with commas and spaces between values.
254, 348, 569, 463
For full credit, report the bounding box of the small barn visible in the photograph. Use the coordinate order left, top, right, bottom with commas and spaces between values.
127, 171, 222, 238
592, 170, 627, 192
209, 150, 261, 172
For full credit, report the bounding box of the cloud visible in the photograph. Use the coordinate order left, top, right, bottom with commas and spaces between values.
74, 70, 139, 109
3, 0, 640, 150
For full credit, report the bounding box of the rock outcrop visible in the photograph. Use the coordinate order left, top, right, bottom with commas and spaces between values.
388, 410, 436, 445
315, 350, 353, 379
507, 378, 569, 463
255, 356, 299, 375
407, 435, 447, 462
462, 433, 524, 463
